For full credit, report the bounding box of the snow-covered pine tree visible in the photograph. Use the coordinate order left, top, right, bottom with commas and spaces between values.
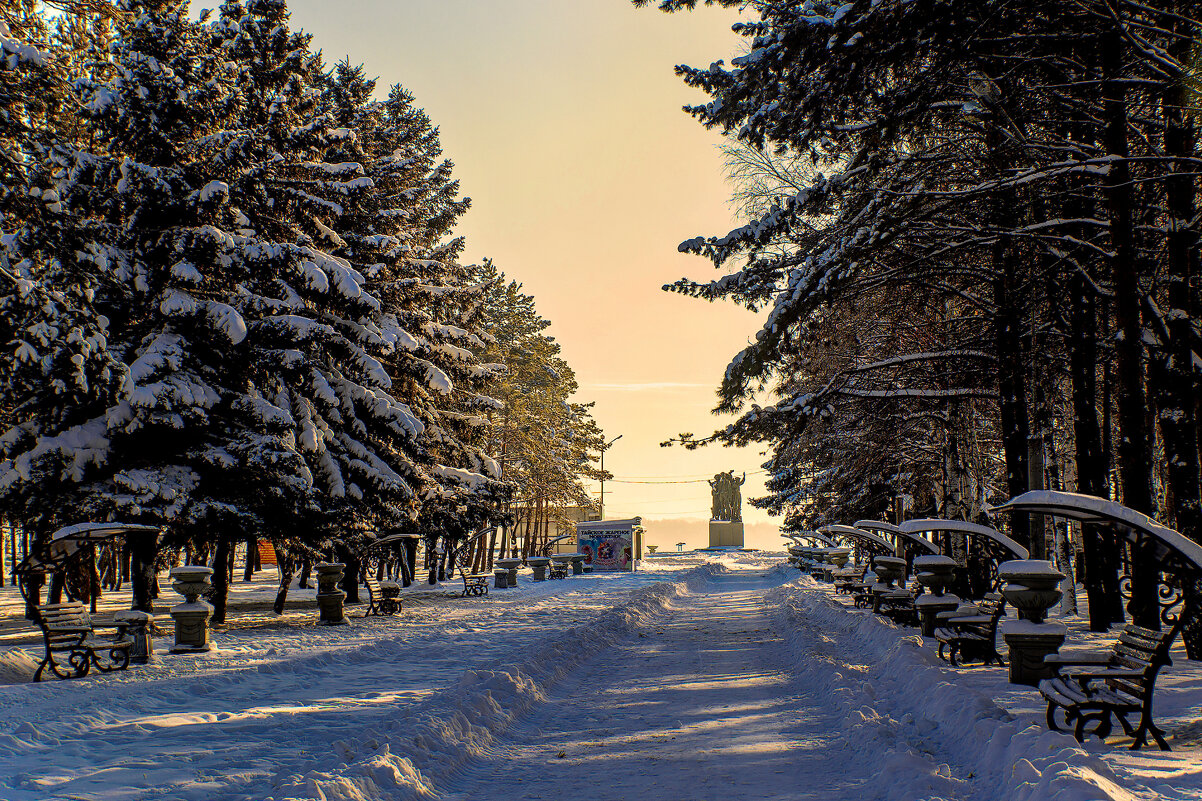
644, 0, 1202, 636
0, 0, 326, 613
212, 1, 438, 606
319, 60, 508, 576
472, 261, 604, 560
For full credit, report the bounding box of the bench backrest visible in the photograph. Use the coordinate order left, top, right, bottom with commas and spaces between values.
37, 602, 92, 628
35, 602, 94, 646
1104, 624, 1175, 700
363, 571, 382, 597
975, 593, 1006, 631
978, 593, 1005, 616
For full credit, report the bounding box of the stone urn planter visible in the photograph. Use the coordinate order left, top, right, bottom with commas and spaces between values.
568, 554, 586, 575
496, 557, 522, 586
872, 556, 906, 588
315, 562, 349, 625
912, 555, 956, 595
169, 566, 214, 653
912, 555, 960, 637
999, 560, 1066, 623
829, 549, 850, 569
998, 560, 1068, 685
869, 556, 906, 613
528, 556, 551, 581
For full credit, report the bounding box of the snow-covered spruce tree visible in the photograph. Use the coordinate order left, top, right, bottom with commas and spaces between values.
319, 60, 508, 581
0, 0, 323, 613
214, 1, 449, 607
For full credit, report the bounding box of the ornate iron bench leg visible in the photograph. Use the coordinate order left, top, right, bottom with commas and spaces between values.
93, 646, 131, 673
1074, 709, 1113, 743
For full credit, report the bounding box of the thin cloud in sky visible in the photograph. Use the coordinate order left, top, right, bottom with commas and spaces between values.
586, 381, 714, 392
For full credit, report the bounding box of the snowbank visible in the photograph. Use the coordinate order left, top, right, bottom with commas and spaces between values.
0, 648, 39, 685
767, 578, 1138, 801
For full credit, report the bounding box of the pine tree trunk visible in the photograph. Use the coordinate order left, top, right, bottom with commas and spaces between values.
210, 536, 231, 625
340, 546, 361, 604
273, 548, 294, 615
130, 535, 157, 613
1102, 20, 1157, 630
1026, 372, 1048, 560
10, 524, 18, 586
23, 571, 43, 619
48, 571, 64, 604
88, 548, 100, 614
994, 263, 1031, 548
1159, 2, 1202, 657
243, 535, 256, 581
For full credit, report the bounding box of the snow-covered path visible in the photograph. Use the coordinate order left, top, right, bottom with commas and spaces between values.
441, 569, 848, 801
4, 555, 1200, 801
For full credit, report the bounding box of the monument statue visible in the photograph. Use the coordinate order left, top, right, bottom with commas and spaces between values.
709, 471, 746, 523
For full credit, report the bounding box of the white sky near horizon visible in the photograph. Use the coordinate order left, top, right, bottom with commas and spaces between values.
263, 0, 784, 550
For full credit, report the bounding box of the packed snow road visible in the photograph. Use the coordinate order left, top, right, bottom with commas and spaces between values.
440, 569, 851, 801
0, 555, 1181, 800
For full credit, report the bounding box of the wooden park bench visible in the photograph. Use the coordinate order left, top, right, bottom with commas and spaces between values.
878, 588, 919, 627
456, 555, 491, 597
1040, 623, 1177, 750
362, 570, 401, 617
549, 561, 570, 579
934, 593, 1006, 667
33, 601, 134, 681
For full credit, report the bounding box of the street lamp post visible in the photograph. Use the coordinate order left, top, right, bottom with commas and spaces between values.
600, 434, 622, 520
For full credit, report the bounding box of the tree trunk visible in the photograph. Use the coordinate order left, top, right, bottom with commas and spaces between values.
210, 536, 231, 625
23, 571, 43, 618
402, 537, 417, 586
130, 535, 157, 613
243, 534, 257, 581
48, 571, 64, 604
1102, 25, 1153, 517
994, 265, 1031, 548
273, 548, 294, 615
341, 546, 361, 604
1102, 18, 1157, 630
1026, 373, 1048, 560
10, 524, 18, 586
1159, 2, 1202, 657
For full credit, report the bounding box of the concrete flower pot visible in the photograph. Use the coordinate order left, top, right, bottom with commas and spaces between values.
169, 566, 214, 653
528, 556, 551, 581
872, 556, 906, 588
315, 562, 349, 626
999, 560, 1066, 623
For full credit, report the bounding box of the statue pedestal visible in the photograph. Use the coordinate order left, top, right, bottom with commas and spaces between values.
709, 520, 745, 548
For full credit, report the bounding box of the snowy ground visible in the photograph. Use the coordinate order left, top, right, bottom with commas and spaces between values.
1, 553, 1201, 800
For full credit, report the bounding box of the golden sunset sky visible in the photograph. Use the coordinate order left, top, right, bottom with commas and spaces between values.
282, 0, 781, 549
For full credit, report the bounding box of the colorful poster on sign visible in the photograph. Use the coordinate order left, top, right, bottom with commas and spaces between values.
578, 531, 633, 571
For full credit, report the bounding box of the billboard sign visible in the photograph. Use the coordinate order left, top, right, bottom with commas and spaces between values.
577, 518, 642, 572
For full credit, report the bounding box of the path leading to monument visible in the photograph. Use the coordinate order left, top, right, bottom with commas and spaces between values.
1, 557, 1192, 800
439, 569, 852, 801
434, 568, 1179, 801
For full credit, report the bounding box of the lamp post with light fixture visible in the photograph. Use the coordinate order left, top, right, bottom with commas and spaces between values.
599, 434, 622, 520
